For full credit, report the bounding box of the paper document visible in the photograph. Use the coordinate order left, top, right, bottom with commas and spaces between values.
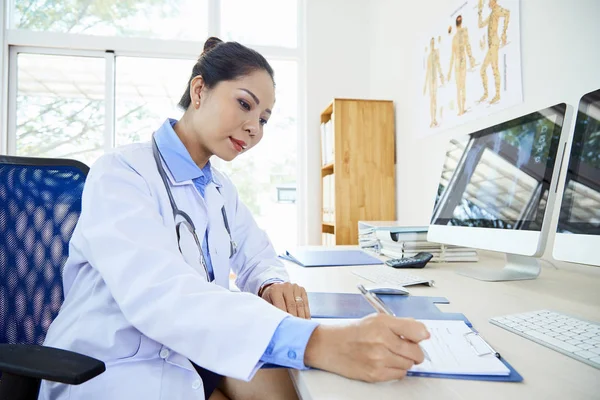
313, 318, 509, 376
413, 320, 509, 375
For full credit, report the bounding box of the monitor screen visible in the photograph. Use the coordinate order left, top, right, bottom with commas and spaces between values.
557, 89, 600, 235
431, 104, 566, 231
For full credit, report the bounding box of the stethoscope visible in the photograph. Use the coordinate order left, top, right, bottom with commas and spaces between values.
152, 135, 237, 282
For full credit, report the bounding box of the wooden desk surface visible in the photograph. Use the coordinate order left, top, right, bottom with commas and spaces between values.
285, 251, 600, 400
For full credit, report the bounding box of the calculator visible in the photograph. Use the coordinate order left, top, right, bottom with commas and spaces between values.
384, 252, 433, 269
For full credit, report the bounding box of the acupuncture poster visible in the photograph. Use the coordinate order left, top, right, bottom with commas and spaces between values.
419, 0, 522, 135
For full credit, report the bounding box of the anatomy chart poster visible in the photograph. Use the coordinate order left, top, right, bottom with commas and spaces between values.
420, 0, 522, 135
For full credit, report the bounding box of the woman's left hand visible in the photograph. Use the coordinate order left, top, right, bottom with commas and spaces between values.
260, 282, 311, 319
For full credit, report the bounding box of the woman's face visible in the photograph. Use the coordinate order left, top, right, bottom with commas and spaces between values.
191, 69, 275, 162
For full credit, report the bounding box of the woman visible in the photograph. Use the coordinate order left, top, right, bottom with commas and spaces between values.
39, 37, 429, 400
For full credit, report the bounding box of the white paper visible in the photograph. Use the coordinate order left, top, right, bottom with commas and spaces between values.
313, 318, 510, 376
409, 320, 509, 375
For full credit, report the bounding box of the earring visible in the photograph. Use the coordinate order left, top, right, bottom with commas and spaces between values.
195, 101, 200, 106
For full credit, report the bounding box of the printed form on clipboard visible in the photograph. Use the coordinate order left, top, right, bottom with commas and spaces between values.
414, 320, 509, 376
315, 319, 510, 376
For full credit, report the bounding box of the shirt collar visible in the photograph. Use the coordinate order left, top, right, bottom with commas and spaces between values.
154, 118, 221, 187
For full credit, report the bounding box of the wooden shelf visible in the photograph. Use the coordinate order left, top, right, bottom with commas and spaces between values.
319, 98, 396, 245
322, 222, 335, 234
321, 163, 334, 177
320, 101, 333, 122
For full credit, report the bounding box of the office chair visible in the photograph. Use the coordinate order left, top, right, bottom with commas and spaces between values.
0, 156, 105, 400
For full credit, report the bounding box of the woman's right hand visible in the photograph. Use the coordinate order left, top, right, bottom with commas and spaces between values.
304, 314, 430, 383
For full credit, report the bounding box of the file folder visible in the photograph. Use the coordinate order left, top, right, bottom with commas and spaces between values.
279, 248, 383, 267
307, 292, 470, 322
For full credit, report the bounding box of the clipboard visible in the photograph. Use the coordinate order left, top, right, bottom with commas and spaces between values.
407, 321, 522, 382
306, 292, 523, 382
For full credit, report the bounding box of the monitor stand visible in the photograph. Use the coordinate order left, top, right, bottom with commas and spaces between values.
456, 253, 541, 282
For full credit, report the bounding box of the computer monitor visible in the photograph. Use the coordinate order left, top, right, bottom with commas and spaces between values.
428, 103, 570, 281
553, 89, 600, 266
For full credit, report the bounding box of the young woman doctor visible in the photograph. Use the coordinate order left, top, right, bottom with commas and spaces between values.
39, 37, 430, 400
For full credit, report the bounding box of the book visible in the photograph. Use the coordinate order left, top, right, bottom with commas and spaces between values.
358, 221, 478, 262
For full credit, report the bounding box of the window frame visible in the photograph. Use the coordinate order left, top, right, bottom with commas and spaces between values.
7, 46, 112, 156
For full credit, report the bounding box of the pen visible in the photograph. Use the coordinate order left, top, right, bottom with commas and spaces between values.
357, 284, 431, 362
464, 331, 501, 359
480, 337, 502, 359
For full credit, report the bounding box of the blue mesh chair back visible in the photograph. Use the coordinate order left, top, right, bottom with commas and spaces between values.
0, 156, 89, 347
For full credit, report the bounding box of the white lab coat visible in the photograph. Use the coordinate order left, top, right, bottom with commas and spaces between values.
38, 142, 291, 400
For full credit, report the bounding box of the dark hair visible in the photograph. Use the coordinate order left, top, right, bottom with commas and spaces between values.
178, 37, 275, 110
456, 15, 463, 27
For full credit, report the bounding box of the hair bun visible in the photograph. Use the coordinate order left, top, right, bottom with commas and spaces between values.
202, 37, 223, 55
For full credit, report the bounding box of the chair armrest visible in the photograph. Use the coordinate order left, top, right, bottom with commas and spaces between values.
0, 344, 105, 385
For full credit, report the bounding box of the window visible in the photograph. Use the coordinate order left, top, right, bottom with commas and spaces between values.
115, 57, 194, 146
4, 1, 304, 249
11, 0, 209, 41
14, 53, 105, 166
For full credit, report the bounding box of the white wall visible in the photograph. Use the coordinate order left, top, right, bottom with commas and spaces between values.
301, 0, 372, 244
367, 0, 600, 258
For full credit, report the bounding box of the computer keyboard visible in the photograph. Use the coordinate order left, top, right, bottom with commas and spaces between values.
350, 266, 434, 287
490, 310, 600, 369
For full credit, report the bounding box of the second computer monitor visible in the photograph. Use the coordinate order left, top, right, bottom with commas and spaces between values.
428, 103, 569, 281
554, 89, 600, 267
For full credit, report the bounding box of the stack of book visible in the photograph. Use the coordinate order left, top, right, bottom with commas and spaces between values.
322, 233, 335, 246
358, 221, 478, 263
320, 114, 335, 166
322, 173, 335, 223
358, 221, 427, 254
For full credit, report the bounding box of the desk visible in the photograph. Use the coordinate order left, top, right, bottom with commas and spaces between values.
284, 250, 600, 400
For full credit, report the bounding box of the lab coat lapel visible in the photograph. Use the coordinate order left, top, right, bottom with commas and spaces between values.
159, 154, 229, 286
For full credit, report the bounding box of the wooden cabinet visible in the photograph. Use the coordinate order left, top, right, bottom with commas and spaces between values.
320, 98, 396, 245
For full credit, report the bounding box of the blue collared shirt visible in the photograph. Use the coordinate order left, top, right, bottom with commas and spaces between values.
154, 119, 318, 370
